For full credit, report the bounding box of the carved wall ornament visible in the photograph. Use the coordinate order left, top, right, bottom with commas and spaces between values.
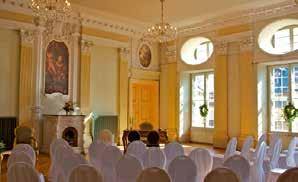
119, 47, 131, 61
214, 41, 228, 56
20, 29, 35, 45
81, 40, 94, 53
240, 36, 254, 52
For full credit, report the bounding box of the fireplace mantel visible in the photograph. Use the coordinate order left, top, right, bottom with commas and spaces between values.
42, 115, 86, 154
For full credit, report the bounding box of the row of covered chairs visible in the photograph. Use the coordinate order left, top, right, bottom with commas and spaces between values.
7, 144, 44, 182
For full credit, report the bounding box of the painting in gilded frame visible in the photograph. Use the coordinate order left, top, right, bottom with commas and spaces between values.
45, 40, 69, 95
138, 44, 152, 68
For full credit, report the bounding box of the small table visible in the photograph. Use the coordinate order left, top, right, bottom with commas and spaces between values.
122, 129, 169, 152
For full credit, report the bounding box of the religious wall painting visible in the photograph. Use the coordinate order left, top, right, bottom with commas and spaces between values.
138, 43, 152, 68
45, 40, 69, 95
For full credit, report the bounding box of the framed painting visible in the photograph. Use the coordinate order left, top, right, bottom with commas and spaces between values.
138, 43, 152, 68
45, 40, 69, 95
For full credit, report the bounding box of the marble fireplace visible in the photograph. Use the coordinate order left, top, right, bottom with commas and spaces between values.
42, 115, 85, 153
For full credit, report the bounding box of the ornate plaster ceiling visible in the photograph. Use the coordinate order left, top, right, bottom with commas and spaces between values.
72, 0, 286, 26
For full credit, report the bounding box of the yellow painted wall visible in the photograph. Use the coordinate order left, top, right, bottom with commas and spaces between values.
0, 28, 20, 117
90, 45, 119, 115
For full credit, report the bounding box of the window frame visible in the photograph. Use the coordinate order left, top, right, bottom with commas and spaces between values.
190, 71, 215, 129
268, 63, 298, 133
272, 25, 298, 53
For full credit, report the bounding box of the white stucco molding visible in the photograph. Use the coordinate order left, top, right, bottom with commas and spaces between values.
214, 41, 228, 56
0, 0, 144, 38
80, 39, 94, 54
20, 28, 35, 45
179, 0, 298, 37
82, 35, 129, 49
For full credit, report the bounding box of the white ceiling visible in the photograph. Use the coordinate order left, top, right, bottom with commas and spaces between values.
72, 0, 286, 26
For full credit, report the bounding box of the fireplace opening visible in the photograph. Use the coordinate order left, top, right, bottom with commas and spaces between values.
62, 127, 78, 147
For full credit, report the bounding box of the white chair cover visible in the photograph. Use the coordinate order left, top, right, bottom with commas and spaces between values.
48, 138, 69, 182
268, 133, 279, 157
286, 137, 298, 168
126, 141, 146, 164
116, 154, 143, 182
264, 139, 282, 177
142, 147, 165, 169
168, 155, 197, 182
189, 148, 213, 182
255, 134, 266, 155
223, 155, 250, 182
8, 162, 44, 182
164, 142, 184, 170
101, 145, 123, 182
240, 136, 253, 160
59, 152, 88, 182
224, 137, 237, 161
277, 167, 298, 182
13, 144, 36, 166
250, 142, 267, 182
88, 140, 107, 171
51, 141, 73, 182
7, 151, 34, 168
68, 164, 103, 182
204, 168, 240, 182
137, 167, 171, 182
213, 137, 237, 169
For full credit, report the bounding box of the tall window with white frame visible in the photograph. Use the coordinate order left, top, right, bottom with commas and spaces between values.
191, 72, 214, 128
269, 64, 298, 133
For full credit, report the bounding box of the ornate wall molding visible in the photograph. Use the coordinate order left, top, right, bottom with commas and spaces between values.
20, 29, 35, 45
0, 0, 144, 38
240, 36, 254, 52
214, 41, 228, 56
81, 40, 94, 54
164, 43, 177, 64
179, 0, 298, 37
119, 47, 131, 62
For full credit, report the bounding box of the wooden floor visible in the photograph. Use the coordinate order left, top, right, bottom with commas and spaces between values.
0, 143, 224, 182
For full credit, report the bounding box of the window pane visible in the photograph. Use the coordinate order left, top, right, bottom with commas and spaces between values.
192, 74, 205, 127
270, 67, 289, 132
274, 29, 291, 53
206, 73, 214, 128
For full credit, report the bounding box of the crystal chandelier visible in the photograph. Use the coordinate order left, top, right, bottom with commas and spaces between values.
144, 0, 177, 43
31, 0, 71, 23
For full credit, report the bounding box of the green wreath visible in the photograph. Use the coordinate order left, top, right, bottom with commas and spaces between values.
199, 104, 208, 118
283, 102, 297, 123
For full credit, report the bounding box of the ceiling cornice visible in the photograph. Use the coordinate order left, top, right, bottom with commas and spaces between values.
0, 0, 145, 37
178, 0, 298, 37
1, 0, 298, 39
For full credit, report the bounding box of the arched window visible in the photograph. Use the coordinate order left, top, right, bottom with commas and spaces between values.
258, 19, 298, 55
181, 37, 214, 65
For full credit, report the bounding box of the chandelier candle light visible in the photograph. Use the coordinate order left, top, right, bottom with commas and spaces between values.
31, 0, 71, 22
144, 0, 177, 43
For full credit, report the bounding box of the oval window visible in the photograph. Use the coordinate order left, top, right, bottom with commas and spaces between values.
181, 37, 214, 65
258, 19, 298, 55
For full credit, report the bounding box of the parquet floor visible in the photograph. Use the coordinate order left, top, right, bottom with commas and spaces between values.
0, 143, 224, 182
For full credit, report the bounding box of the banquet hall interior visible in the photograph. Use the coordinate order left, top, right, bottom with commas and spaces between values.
2, 0, 298, 182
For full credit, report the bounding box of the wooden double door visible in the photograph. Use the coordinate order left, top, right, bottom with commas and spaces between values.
130, 80, 159, 130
